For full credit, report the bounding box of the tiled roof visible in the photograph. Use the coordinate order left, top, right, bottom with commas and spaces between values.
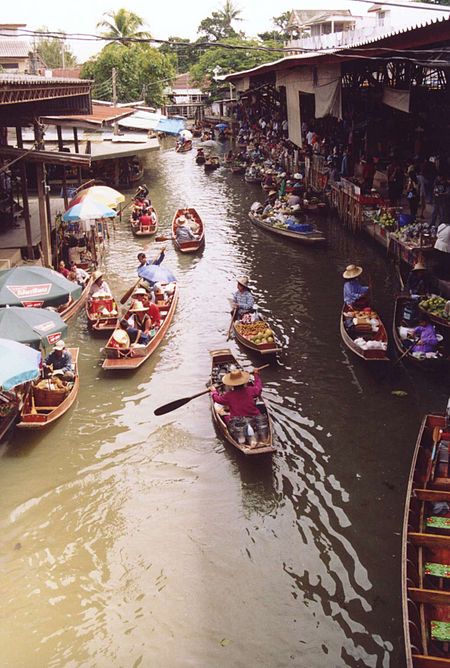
173, 72, 194, 90
50, 67, 82, 79
0, 39, 30, 58
0, 73, 89, 85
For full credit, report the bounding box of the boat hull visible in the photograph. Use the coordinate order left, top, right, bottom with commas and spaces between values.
171, 208, 205, 253
248, 212, 325, 245
340, 307, 389, 362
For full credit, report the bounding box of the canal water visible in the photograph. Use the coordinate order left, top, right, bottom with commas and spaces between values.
1, 139, 448, 667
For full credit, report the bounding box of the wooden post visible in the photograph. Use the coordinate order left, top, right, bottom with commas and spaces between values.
20, 162, 33, 259
36, 162, 51, 267
73, 127, 82, 183
56, 125, 68, 208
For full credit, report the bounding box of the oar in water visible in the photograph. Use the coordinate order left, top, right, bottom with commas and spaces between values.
226, 307, 237, 342
154, 364, 270, 416
155, 235, 171, 243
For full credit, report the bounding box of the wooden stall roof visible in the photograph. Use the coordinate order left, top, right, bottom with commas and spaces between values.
0, 73, 92, 126
40, 104, 136, 130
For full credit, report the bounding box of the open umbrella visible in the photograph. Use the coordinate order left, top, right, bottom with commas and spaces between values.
69, 186, 125, 208
0, 306, 68, 350
0, 266, 82, 308
179, 129, 193, 140
0, 338, 41, 391
215, 123, 228, 130
62, 199, 117, 222
138, 264, 177, 285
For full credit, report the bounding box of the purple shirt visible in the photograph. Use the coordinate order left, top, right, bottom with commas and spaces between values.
413, 323, 438, 352
212, 375, 262, 419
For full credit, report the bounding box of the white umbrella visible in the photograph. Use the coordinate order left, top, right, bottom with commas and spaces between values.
179, 129, 193, 140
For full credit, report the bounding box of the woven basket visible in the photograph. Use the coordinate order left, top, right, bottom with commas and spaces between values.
33, 386, 68, 407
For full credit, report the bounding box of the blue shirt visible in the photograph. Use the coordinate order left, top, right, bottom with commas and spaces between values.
44, 349, 73, 372
343, 280, 368, 306
137, 251, 166, 284
233, 289, 254, 315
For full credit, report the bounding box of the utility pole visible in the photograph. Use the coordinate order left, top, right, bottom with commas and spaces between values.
112, 67, 119, 135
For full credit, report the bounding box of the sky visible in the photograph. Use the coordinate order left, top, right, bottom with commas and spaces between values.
3, 0, 374, 62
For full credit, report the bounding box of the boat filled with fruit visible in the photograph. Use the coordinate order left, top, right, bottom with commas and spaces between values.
233, 318, 281, 356
340, 306, 389, 362
419, 295, 450, 329
209, 348, 275, 456
248, 210, 325, 245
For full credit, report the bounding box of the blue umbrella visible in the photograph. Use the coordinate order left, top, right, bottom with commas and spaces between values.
62, 199, 117, 222
215, 123, 228, 130
0, 338, 41, 391
138, 264, 177, 285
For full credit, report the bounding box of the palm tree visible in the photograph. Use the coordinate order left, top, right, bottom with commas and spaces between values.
219, 0, 242, 30
97, 9, 151, 45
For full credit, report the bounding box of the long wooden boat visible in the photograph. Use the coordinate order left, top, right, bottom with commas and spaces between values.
102, 284, 178, 370
393, 296, 449, 370
85, 296, 118, 335
16, 348, 79, 430
209, 348, 275, 456
230, 163, 246, 175
402, 408, 450, 668
129, 159, 144, 183
419, 297, 450, 331
340, 306, 389, 362
195, 151, 206, 165
171, 208, 205, 253
57, 277, 93, 323
130, 207, 158, 237
176, 140, 192, 153
0, 390, 20, 441
232, 313, 281, 356
248, 211, 325, 245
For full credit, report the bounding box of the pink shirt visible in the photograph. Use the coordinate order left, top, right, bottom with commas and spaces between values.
212, 375, 262, 419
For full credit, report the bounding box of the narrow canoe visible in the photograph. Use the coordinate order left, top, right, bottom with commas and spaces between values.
0, 390, 20, 441
195, 152, 206, 165
248, 212, 325, 245
176, 140, 192, 153
57, 277, 93, 323
209, 348, 275, 456
393, 296, 449, 370
232, 313, 281, 356
130, 207, 158, 237
16, 348, 80, 430
171, 208, 205, 253
204, 157, 220, 171
402, 409, 450, 668
340, 306, 390, 362
85, 296, 119, 335
102, 283, 178, 370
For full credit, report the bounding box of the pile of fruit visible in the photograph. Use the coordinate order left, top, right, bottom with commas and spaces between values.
235, 321, 275, 345
419, 295, 449, 319
374, 210, 396, 229
273, 221, 288, 229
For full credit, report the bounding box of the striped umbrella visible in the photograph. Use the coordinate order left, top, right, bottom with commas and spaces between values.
69, 185, 125, 208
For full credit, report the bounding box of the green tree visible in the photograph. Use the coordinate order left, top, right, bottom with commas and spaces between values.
81, 43, 175, 106
190, 37, 279, 95
197, 1, 243, 41
35, 27, 77, 68
159, 37, 199, 73
219, 0, 243, 30
258, 11, 292, 43
97, 9, 151, 45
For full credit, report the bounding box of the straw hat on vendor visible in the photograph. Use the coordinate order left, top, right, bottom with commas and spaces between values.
112, 329, 130, 348
92, 269, 103, 282
129, 301, 148, 313
222, 368, 250, 387
176, 215, 187, 226
342, 264, 363, 279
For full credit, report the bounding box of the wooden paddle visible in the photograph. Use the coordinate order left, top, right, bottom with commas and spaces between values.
120, 278, 141, 305
154, 364, 270, 416
155, 235, 171, 242
431, 425, 442, 479
226, 307, 237, 341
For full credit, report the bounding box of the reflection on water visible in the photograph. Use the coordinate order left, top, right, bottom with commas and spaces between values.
1, 138, 445, 666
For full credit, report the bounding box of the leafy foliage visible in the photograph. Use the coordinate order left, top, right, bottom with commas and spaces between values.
97, 9, 151, 44
35, 27, 77, 68
81, 43, 175, 107
159, 37, 200, 73
197, 0, 243, 41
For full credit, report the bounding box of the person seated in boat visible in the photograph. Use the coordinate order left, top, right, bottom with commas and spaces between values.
209, 367, 262, 426
126, 302, 154, 345
43, 340, 74, 381
232, 276, 255, 319
89, 270, 112, 300
183, 210, 200, 234
135, 184, 149, 201
343, 265, 370, 310
287, 191, 302, 207
406, 260, 435, 297
137, 246, 176, 289
409, 314, 439, 354
109, 326, 131, 352
175, 216, 199, 242
262, 191, 279, 216
139, 209, 154, 228
58, 260, 70, 279
131, 287, 161, 328
69, 262, 89, 286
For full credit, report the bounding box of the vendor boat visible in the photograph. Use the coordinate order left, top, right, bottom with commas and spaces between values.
244, 169, 262, 184
232, 312, 281, 356
230, 163, 246, 175
393, 296, 449, 370
176, 139, 192, 153
130, 206, 158, 237
129, 159, 144, 184
0, 390, 20, 441
102, 284, 178, 371
16, 348, 80, 430
340, 306, 389, 362
204, 156, 220, 172
85, 295, 118, 335
171, 208, 205, 253
209, 348, 275, 456
419, 296, 450, 331
402, 405, 450, 667
195, 150, 206, 165
248, 211, 325, 246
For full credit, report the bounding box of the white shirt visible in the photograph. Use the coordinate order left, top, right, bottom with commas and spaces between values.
435, 223, 450, 253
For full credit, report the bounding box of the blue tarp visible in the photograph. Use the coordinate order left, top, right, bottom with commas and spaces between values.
155, 118, 185, 136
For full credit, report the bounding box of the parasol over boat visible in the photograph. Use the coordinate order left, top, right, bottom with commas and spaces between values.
0, 266, 82, 308
0, 337, 41, 391
0, 306, 67, 350
68, 185, 125, 209
62, 199, 117, 222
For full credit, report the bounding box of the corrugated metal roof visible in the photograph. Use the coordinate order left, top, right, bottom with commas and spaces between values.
0, 40, 30, 58
223, 13, 450, 82
0, 73, 90, 85
43, 104, 136, 126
